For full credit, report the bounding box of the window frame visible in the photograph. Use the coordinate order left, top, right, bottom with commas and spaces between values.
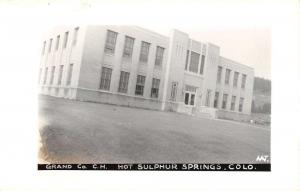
135, 75, 146, 96
122, 36, 135, 58
104, 30, 118, 54
55, 35, 60, 51
231, 95, 236, 111
154, 46, 164, 67
233, 71, 239, 87
188, 51, 200, 73
57, 65, 64, 85
66, 63, 73, 86
99, 67, 113, 91
241, 74, 247, 89
63, 31, 69, 49
214, 91, 219, 108
150, 78, 160, 98
222, 93, 228, 109
239, 97, 244, 112
225, 69, 231, 85
118, 71, 130, 93
72, 27, 79, 46
139, 41, 151, 63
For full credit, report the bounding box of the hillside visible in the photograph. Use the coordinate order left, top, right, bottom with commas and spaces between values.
252, 77, 271, 114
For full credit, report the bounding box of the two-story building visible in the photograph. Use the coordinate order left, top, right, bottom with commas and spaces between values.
39, 26, 254, 120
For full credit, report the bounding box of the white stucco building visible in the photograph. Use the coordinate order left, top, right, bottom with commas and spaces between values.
39, 26, 254, 120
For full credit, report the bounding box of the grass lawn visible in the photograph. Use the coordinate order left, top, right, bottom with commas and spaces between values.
38, 95, 270, 163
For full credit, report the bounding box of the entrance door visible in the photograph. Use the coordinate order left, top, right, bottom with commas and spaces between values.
184, 91, 196, 106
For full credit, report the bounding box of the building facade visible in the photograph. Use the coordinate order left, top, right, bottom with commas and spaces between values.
39, 26, 254, 119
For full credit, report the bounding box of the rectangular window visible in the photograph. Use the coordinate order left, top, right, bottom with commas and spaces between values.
222, 93, 228, 109
151, 78, 160, 98
155, 46, 164, 66
217, 66, 222, 83
50, 66, 55, 85
184, 92, 196, 106
185, 50, 190, 70
233, 72, 239, 87
190, 94, 195, 105
57, 65, 64, 85
231, 95, 236, 111
42, 41, 46, 55
135, 75, 146, 96
225, 69, 231, 85
170, 82, 178, 101
239, 97, 244, 112
104, 30, 118, 54
184, 93, 189, 105
43, 67, 48, 85
48, 38, 53, 53
139, 41, 150, 63
205, 89, 211, 107
241, 74, 247, 89
118, 71, 130, 93
73, 27, 79, 46
123, 36, 134, 58
64, 31, 69, 49
200, 55, 205, 74
184, 85, 197, 106
99, 67, 112, 91
189, 51, 200, 73
38, 68, 42, 84
214, 92, 219, 108
56, 35, 60, 51
66, 64, 73, 86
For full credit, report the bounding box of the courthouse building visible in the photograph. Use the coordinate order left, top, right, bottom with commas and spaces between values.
39, 26, 254, 120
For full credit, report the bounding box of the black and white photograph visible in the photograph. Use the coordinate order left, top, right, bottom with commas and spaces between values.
1, 0, 300, 190
38, 25, 271, 166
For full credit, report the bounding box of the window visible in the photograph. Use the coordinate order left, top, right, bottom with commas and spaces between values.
118, 71, 130, 93
217, 66, 222, 83
64, 31, 69, 49
233, 72, 239, 87
42, 41, 46, 55
123, 36, 134, 58
57, 65, 64, 85
104, 30, 118, 54
222, 93, 228, 109
189, 51, 200, 73
184, 85, 197, 106
241, 74, 247, 89
170, 82, 178, 101
151, 78, 160, 98
99, 67, 112, 90
225, 69, 231, 85
139, 41, 150, 63
66, 64, 73, 86
48, 38, 53, 53
38, 68, 43, 84
43, 67, 48, 85
205, 89, 211, 107
56, 35, 60, 51
185, 50, 190, 70
231, 95, 236, 111
50, 66, 55, 85
135, 75, 146, 96
239, 97, 244, 112
214, 92, 219, 108
155, 46, 164, 66
200, 55, 205, 74
73, 27, 79, 46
